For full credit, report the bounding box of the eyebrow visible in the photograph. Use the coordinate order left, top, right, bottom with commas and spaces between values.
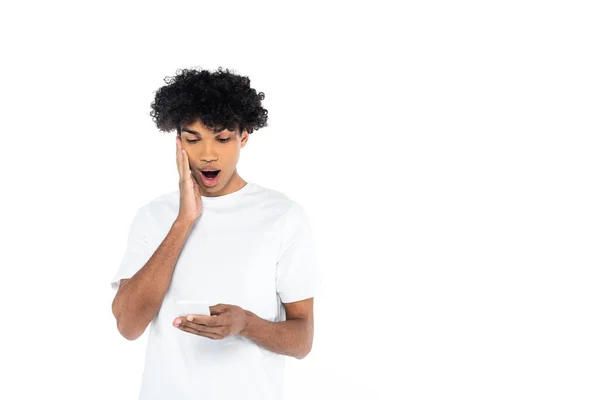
181, 128, 224, 136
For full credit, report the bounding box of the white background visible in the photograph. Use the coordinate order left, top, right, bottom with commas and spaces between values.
1, 1, 598, 399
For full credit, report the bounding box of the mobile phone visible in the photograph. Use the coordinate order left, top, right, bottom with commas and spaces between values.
174, 300, 211, 317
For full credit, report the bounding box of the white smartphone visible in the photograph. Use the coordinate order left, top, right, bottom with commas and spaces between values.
174, 300, 212, 317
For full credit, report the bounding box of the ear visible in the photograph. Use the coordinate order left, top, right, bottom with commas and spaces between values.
240, 130, 249, 148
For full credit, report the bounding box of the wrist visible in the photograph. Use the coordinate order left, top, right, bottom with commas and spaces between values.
173, 218, 195, 231
239, 309, 256, 337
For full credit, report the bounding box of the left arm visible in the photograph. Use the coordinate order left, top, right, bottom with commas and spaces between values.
240, 297, 314, 359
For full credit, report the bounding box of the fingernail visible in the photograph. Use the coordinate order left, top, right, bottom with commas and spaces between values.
186, 315, 193, 321
174, 319, 181, 325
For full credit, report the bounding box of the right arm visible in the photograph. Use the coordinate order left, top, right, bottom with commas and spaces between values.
112, 134, 202, 341
111, 218, 194, 341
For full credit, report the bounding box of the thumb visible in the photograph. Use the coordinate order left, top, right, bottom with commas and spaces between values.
192, 173, 202, 195
210, 304, 228, 315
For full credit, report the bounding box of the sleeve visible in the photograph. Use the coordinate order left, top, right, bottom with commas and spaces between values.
276, 202, 321, 303
110, 204, 161, 292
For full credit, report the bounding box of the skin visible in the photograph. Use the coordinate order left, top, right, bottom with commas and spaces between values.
172, 118, 315, 359
178, 119, 249, 197
173, 298, 314, 359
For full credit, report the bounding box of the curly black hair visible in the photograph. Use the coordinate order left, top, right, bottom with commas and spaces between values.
150, 66, 268, 136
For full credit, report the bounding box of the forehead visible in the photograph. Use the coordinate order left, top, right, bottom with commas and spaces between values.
181, 121, 236, 135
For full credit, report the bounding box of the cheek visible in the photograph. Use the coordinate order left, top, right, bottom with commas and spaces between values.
223, 148, 240, 162
227, 147, 241, 159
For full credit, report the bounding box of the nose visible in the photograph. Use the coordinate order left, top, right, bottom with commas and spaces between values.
199, 143, 218, 163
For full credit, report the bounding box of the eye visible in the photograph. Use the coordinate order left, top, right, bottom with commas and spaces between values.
185, 138, 230, 143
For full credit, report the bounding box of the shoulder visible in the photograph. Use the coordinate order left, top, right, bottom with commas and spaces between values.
249, 184, 312, 245
250, 182, 306, 219
135, 190, 177, 212
132, 190, 179, 227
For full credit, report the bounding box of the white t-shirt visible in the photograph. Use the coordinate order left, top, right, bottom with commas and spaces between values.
110, 181, 320, 400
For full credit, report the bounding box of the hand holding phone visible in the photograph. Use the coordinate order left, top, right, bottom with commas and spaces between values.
174, 300, 211, 317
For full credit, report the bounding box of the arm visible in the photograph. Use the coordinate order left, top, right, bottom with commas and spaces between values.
111, 218, 194, 340
240, 298, 314, 359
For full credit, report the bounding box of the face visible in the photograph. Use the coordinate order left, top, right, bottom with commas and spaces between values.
179, 119, 249, 197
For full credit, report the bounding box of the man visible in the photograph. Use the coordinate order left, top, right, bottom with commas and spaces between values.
110, 67, 320, 400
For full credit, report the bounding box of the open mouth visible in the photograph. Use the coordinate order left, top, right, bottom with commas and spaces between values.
201, 170, 220, 179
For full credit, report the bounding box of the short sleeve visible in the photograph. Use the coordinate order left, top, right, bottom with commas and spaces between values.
276, 202, 321, 303
110, 205, 161, 292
